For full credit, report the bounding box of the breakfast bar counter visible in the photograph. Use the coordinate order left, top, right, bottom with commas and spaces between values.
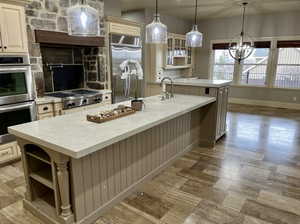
8, 94, 217, 224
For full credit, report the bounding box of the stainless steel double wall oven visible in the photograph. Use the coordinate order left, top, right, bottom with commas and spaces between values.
0, 54, 36, 144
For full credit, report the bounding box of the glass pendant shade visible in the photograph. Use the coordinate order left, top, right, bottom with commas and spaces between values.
186, 25, 203, 47
67, 3, 100, 36
145, 14, 167, 44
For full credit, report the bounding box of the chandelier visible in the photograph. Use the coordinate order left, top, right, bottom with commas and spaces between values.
67, 0, 100, 36
145, 0, 168, 44
228, 2, 254, 63
186, 0, 203, 48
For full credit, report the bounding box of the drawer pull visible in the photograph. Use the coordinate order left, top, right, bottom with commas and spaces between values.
43, 106, 49, 111
0, 150, 10, 156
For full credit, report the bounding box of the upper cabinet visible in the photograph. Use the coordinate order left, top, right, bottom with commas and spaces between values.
165, 33, 193, 68
0, 3, 28, 53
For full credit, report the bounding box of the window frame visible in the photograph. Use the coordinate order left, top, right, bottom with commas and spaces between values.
209, 36, 300, 90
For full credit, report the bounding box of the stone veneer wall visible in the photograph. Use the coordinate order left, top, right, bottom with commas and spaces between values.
25, 0, 106, 96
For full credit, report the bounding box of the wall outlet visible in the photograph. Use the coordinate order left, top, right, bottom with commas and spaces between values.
293, 97, 297, 102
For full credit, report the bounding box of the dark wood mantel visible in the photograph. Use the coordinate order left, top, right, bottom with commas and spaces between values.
35, 30, 105, 47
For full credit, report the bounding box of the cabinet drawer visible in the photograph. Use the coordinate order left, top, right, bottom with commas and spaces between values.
0, 142, 18, 163
38, 104, 54, 114
38, 112, 54, 120
109, 22, 140, 36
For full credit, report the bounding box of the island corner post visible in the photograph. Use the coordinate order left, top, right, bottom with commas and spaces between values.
11, 96, 217, 224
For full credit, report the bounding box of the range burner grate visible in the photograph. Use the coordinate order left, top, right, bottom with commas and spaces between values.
46, 92, 76, 98
71, 89, 99, 95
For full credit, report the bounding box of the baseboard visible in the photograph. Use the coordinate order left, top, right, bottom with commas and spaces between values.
229, 98, 300, 110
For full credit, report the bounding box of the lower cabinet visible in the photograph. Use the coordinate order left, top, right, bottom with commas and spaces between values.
0, 141, 21, 166
170, 84, 230, 142
216, 87, 229, 140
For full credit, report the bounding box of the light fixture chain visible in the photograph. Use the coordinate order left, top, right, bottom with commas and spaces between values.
195, 0, 198, 25
241, 3, 247, 35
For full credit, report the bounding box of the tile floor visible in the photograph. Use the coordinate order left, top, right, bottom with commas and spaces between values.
1, 104, 300, 224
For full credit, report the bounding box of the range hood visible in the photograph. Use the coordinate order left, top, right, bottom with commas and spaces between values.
35, 30, 105, 47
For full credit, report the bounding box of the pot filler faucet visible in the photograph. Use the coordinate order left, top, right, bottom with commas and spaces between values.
160, 77, 174, 101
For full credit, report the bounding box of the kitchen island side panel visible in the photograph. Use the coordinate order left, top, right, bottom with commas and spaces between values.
70, 109, 204, 223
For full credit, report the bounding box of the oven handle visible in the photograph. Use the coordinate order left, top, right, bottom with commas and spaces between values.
0, 66, 29, 72
0, 102, 34, 113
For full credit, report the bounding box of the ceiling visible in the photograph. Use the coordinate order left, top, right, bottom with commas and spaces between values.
120, 0, 300, 21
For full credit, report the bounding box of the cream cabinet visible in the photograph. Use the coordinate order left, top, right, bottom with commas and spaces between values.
0, 141, 21, 166
0, 3, 28, 53
169, 84, 230, 144
166, 33, 193, 67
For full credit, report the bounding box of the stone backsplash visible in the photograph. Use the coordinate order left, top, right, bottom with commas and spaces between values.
25, 0, 106, 96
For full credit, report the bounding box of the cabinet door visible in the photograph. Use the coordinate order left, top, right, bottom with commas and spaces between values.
221, 87, 229, 134
0, 3, 28, 53
216, 88, 224, 139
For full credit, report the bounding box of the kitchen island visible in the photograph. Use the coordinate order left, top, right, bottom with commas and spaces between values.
147, 78, 231, 142
8, 94, 216, 224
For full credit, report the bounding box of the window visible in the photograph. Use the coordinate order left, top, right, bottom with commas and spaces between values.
212, 43, 235, 81
241, 42, 271, 86
275, 41, 300, 89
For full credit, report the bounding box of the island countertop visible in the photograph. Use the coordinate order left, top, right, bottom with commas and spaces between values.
9, 94, 215, 159
172, 78, 232, 88
150, 78, 232, 88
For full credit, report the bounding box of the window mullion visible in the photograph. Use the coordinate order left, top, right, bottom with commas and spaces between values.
267, 40, 278, 88
233, 60, 241, 84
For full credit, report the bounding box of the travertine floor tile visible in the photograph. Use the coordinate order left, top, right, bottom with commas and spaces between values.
257, 190, 300, 216
241, 199, 300, 224
222, 192, 247, 212
1, 104, 300, 224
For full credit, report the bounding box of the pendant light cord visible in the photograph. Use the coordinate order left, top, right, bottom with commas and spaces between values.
241, 2, 247, 36
194, 0, 198, 25
156, 0, 158, 15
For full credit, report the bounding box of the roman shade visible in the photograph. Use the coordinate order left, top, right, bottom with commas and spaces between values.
213, 41, 270, 50
277, 40, 300, 48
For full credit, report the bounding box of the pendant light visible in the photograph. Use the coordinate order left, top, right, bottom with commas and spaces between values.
145, 0, 168, 44
186, 0, 203, 48
67, 0, 100, 36
228, 2, 254, 63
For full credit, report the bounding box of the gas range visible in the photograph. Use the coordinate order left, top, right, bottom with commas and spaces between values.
46, 89, 103, 110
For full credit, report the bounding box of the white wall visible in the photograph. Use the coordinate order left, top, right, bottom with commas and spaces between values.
104, 0, 122, 17
195, 11, 300, 105
122, 9, 192, 35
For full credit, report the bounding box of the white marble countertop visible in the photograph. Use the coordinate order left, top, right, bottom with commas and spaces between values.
150, 78, 231, 88
35, 89, 112, 105
172, 78, 232, 88
9, 94, 215, 159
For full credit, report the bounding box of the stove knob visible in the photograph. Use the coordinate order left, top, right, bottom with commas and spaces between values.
82, 99, 87, 104
67, 103, 73, 108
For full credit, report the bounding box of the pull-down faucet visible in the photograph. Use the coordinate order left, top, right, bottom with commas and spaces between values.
160, 77, 174, 101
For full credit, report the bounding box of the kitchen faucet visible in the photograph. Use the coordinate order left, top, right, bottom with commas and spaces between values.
160, 77, 174, 101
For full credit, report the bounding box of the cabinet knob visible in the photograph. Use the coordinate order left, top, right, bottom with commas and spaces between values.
3, 46, 7, 49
